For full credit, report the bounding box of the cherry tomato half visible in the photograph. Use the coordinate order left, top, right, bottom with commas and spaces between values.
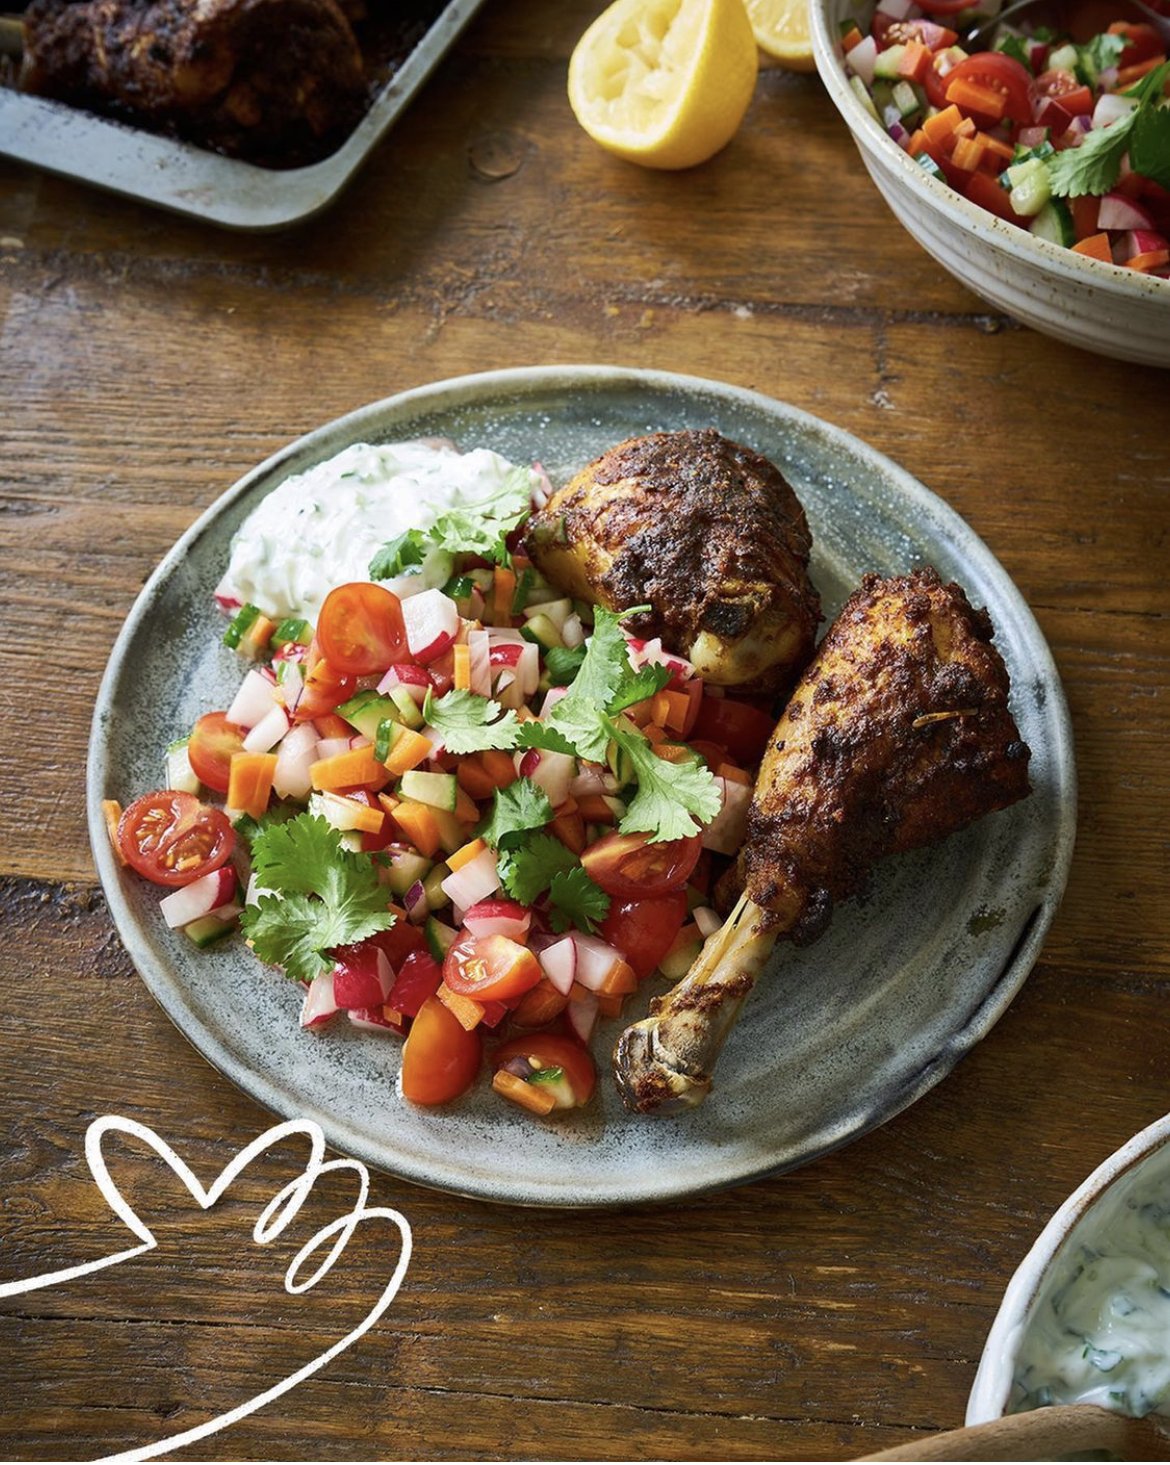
914, 0, 976, 15
316, 582, 409, 677
117, 790, 235, 887
187, 711, 247, 794
690, 697, 775, 766
443, 932, 543, 1003
580, 831, 702, 899
401, 995, 482, 1106
1110, 21, 1163, 67
1034, 67, 1093, 116
492, 1034, 596, 1109
293, 639, 358, 723
599, 890, 689, 980
946, 52, 1035, 126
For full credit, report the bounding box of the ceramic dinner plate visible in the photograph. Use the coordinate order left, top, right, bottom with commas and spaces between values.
88, 366, 1076, 1207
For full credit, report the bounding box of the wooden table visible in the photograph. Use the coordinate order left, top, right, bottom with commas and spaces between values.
2, 2, 1167, 1459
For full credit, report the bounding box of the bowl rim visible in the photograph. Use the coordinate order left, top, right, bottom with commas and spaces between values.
966, 1110, 1170, 1424
809, 0, 1170, 301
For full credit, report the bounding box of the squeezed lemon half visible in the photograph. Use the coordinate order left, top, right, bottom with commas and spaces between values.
745, 0, 815, 72
568, 0, 759, 171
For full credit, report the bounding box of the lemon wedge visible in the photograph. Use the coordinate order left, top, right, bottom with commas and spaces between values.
568, 0, 759, 171
744, 0, 815, 71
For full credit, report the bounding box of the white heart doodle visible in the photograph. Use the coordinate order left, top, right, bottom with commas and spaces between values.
0, 1115, 413, 1463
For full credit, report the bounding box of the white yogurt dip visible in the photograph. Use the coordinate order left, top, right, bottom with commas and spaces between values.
1012, 1155, 1170, 1418
221, 440, 530, 622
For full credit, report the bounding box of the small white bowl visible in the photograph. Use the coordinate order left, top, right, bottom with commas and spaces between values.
968, 1112, 1170, 1423
809, 0, 1170, 366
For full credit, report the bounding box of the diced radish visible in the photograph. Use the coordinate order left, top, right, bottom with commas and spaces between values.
386, 949, 443, 1018
378, 663, 433, 704
1016, 126, 1048, 151
402, 589, 459, 664
213, 574, 242, 614
243, 702, 290, 754
701, 778, 752, 855
626, 635, 696, 683
244, 871, 278, 905
467, 629, 491, 697
538, 936, 577, 996
273, 721, 318, 800
300, 971, 338, 1029
315, 791, 379, 833
567, 991, 600, 1043
440, 846, 500, 909
541, 685, 571, 719
561, 613, 585, 649
332, 947, 393, 1009
1116, 228, 1168, 262
494, 669, 523, 710
159, 867, 237, 928
464, 898, 532, 941
845, 33, 877, 85
209, 901, 243, 921
487, 639, 525, 668
1098, 192, 1154, 233
315, 736, 354, 761
531, 460, 553, 507
347, 1007, 406, 1035
276, 659, 304, 715
517, 642, 540, 700
571, 933, 625, 991
514, 748, 576, 808
1092, 93, 1137, 131
227, 668, 278, 729
693, 906, 722, 938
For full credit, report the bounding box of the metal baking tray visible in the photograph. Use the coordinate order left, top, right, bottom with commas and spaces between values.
0, 0, 486, 230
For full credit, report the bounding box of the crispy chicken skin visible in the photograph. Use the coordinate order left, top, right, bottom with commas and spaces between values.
614, 567, 1032, 1114
21, 0, 367, 164
525, 429, 822, 696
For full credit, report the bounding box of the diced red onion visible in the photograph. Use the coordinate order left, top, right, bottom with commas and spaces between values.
316, 736, 353, 761
318, 792, 376, 833
567, 991, 600, 1044
227, 669, 279, 730
273, 721, 319, 800
538, 936, 577, 995
467, 629, 491, 697
561, 613, 585, 649
300, 971, 338, 1029
571, 934, 624, 990
404, 880, 429, 924
440, 847, 500, 909
243, 702, 290, 755
570, 763, 617, 798
845, 33, 877, 85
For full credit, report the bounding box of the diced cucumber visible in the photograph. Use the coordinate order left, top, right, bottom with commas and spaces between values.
432, 808, 468, 856
388, 686, 425, 730
851, 74, 880, 122
383, 848, 433, 896
511, 566, 536, 615
165, 737, 202, 796
1048, 41, 1077, 71
468, 567, 494, 595
223, 603, 261, 650
892, 80, 921, 120
1030, 198, 1075, 247
425, 914, 458, 961
374, 717, 396, 762
1006, 156, 1051, 216
399, 770, 458, 811
520, 613, 563, 652
873, 43, 906, 79
271, 616, 311, 649
606, 740, 635, 787
523, 596, 574, 633
423, 863, 452, 910
338, 690, 400, 740
184, 913, 237, 948
914, 151, 946, 183
659, 936, 704, 982
239, 615, 273, 660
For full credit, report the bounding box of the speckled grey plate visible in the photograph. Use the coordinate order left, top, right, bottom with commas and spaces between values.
88, 366, 1076, 1208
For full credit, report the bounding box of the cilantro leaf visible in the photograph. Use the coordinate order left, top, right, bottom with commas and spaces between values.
608, 660, 670, 713
1080, 31, 1125, 78
239, 814, 396, 981
547, 867, 610, 934
515, 719, 582, 757
422, 687, 520, 755
1131, 105, 1170, 192
1045, 110, 1136, 196
544, 644, 587, 685
369, 529, 427, 581
479, 779, 554, 851
611, 727, 722, 841
428, 466, 535, 566
232, 800, 302, 852
1124, 60, 1170, 104
497, 832, 579, 905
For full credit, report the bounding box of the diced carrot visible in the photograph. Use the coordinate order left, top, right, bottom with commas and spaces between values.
480, 750, 518, 788
1114, 53, 1165, 90
717, 762, 752, 786
597, 993, 626, 1018
228, 752, 278, 819
576, 794, 617, 825
311, 746, 391, 792
453, 644, 471, 691
1072, 232, 1112, 262
922, 104, 962, 144
384, 727, 433, 777
550, 811, 586, 853
391, 800, 442, 859
314, 712, 352, 740
455, 754, 497, 800
241, 613, 276, 657
651, 742, 692, 764
657, 688, 693, 734
642, 722, 668, 745
377, 792, 400, 817
386, 903, 409, 921
598, 960, 637, 996
102, 799, 128, 865
437, 981, 485, 1031
976, 131, 1014, 164
906, 128, 929, 155
510, 978, 570, 1028
951, 136, 985, 173
1127, 249, 1170, 271
953, 115, 977, 140
321, 792, 384, 834
651, 692, 671, 726
841, 24, 863, 51
448, 837, 486, 872
1071, 195, 1100, 242
898, 40, 930, 83
945, 77, 1005, 119
569, 982, 593, 1003
492, 566, 516, 626
454, 786, 480, 824
492, 1068, 556, 1115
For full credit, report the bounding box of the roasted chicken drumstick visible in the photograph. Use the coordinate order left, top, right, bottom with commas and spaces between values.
615, 568, 1033, 1114
21, 0, 368, 164
526, 429, 822, 696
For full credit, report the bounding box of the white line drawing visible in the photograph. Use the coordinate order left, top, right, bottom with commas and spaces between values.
0, 1115, 413, 1463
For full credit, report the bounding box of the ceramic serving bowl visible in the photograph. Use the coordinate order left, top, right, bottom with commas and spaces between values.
809, 0, 1170, 367
968, 1111, 1170, 1422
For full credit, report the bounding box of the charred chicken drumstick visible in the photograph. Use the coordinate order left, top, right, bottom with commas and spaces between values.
526, 429, 823, 696
20, 0, 367, 164
614, 568, 1033, 1115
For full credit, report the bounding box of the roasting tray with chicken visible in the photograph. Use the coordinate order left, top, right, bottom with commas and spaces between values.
527, 427, 1035, 1116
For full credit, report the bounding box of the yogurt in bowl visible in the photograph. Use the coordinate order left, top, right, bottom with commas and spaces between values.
969, 1113, 1170, 1426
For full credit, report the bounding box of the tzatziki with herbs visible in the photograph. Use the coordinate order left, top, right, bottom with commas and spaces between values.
1011, 1154, 1170, 1418
219, 440, 529, 622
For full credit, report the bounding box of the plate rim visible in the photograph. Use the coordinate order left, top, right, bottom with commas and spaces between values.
87, 364, 1077, 1207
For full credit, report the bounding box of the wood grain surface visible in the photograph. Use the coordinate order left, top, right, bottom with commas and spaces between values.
1, 1, 1168, 1459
